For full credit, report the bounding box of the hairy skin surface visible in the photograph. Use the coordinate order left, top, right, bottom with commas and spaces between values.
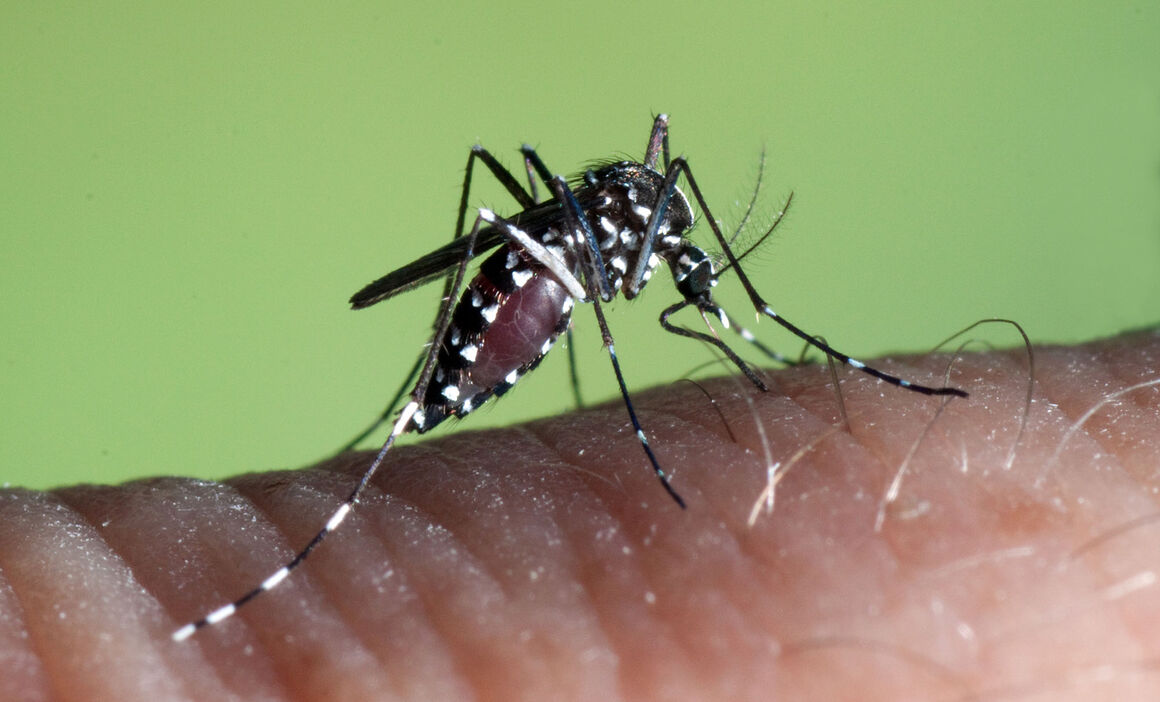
3, 330, 1160, 701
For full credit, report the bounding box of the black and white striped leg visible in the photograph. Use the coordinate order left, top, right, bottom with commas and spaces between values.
712, 307, 801, 366
540, 172, 685, 507
518, 145, 585, 408
660, 300, 769, 390
172, 399, 421, 641
675, 301, 803, 368
336, 353, 424, 454
591, 298, 686, 508
668, 158, 968, 399
174, 209, 504, 640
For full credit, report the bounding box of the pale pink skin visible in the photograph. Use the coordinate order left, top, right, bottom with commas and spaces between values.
3, 330, 1160, 702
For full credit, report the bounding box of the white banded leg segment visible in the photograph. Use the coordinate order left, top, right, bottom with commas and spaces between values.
172, 623, 197, 642
206, 603, 237, 625
326, 503, 352, 532
172, 401, 421, 641
261, 566, 291, 591
756, 303, 959, 396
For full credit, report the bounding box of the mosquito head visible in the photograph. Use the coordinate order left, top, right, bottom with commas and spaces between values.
670, 243, 717, 304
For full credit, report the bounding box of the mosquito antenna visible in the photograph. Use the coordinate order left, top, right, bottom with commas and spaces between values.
727, 147, 766, 248
673, 157, 966, 398
714, 190, 794, 279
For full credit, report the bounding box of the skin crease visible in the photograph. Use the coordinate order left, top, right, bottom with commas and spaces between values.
2, 330, 1160, 701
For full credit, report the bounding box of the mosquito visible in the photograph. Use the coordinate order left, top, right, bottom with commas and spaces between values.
172, 114, 967, 640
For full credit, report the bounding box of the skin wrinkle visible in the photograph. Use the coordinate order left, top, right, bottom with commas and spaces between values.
371, 502, 479, 701
1083, 348, 1160, 476
343, 482, 482, 701
193, 471, 415, 701
505, 422, 645, 696
440, 431, 638, 700
595, 407, 766, 667
954, 347, 1033, 474
50, 485, 230, 702
0, 563, 53, 702
614, 405, 823, 697
764, 364, 924, 532
393, 441, 520, 599
1042, 353, 1160, 663
5, 491, 101, 701
1, 490, 196, 702
320, 476, 481, 702
988, 355, 1157, 681
1049, 350, 1128, 463
163, 478, 295, 701
509, 422, 624, 497
775, 363, 995, 649
760, 435, 907, 643
522, 409, 710, 698
230, 471, 405, 698
0, 493, 65, 702
345, 476, 487, 700
316, 453, 499, 698
512, 419, 643, 656
161, 484, 289, 702
366, 430, 617, 699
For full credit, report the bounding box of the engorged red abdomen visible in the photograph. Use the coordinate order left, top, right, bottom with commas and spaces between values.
463, 271, 570, 393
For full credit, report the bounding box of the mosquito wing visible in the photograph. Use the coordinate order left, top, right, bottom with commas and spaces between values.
348, 231, 497, 308
350, 196, 585, 309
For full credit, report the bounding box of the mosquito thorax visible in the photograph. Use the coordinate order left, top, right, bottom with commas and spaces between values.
580, 161, 694, 299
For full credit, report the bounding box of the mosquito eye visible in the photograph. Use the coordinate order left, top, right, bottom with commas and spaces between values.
689, 262, 715, 295
672, 246, 714, 298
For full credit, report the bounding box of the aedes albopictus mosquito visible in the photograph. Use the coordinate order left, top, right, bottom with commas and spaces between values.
172, 114, 968, 641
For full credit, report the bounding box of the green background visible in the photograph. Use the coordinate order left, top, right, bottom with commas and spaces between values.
3, 3, 1158, 490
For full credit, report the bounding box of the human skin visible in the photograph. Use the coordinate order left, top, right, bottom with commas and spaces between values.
2, 329, 1160, 701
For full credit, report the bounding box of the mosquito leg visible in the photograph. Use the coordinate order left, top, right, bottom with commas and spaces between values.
565, 325, 585, 408
520, 144, 553, 189
668, 157, 968, 399
709, 304, 801, 367
177, 210, 497, 640
335, 352, 424, 453
537, 171, 682, 506
545, 176, 613, 302
523, 151, 542, 204
517, 146, 589, 407
591, 298, 686, 508
462, 145, 537, 213
659, 301, 768, 390
172, 398, 421, 642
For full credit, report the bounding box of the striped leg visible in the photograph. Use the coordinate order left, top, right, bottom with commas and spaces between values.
665, 157, 968, 399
